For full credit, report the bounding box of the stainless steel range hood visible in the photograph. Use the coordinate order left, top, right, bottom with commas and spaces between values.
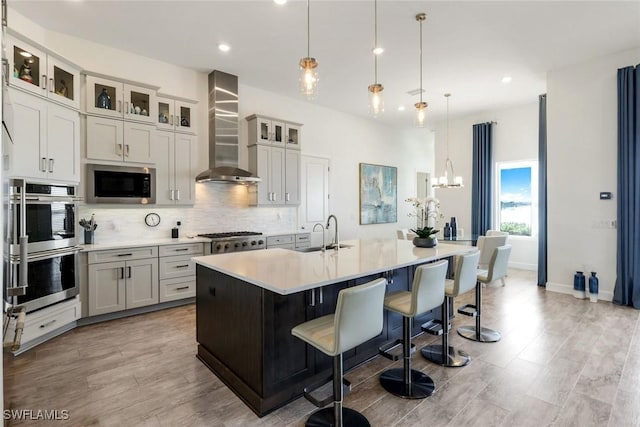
196, 70, 260, 184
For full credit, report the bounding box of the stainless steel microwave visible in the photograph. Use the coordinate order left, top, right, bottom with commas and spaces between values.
86, 164, 156, 204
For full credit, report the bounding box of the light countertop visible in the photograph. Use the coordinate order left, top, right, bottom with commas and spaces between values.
81, 236, 211, 252
193, 238, 476, 295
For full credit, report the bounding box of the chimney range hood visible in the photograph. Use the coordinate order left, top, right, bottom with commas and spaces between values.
196, 70, 260, 184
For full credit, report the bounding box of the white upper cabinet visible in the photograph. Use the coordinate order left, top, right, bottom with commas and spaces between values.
85, 74, 157, 124
6, 33, 81, 110
156, 94, 197, 134
247, 115, 286, 145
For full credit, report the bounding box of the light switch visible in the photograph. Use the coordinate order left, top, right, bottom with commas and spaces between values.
600, 192, 612, 200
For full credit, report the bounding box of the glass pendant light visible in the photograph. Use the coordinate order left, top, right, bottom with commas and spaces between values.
299, 0, 318, 100
415, 13, 429, 128
415, 13, 428, 127
433, 93, 464, 188
368, 0, 384, 116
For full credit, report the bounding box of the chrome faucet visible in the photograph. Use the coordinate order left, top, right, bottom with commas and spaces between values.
312, 223, 326, 251
326, 214, 339, 250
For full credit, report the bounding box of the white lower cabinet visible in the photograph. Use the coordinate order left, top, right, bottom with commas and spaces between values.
266, 233, 310, 250
87, 247, 159, 316
8, 297, 81, 349
158, 243, 203, 302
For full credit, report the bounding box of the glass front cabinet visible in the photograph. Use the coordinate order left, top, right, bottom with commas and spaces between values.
157, 95, 197, 134
6, 33, 81, 110
85, 74, 157, 124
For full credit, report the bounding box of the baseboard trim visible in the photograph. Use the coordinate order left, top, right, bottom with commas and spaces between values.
78, 298, 195, 327
545, 282, 613, 302
509, 262, 536, 271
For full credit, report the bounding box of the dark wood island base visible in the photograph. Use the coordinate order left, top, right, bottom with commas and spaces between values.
196, 264, 440, 417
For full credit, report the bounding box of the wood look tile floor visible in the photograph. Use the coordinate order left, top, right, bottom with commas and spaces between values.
4, 269, 640, 426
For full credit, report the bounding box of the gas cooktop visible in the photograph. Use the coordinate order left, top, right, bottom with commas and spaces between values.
198, 231, 265, 254
198, 231, 262, 239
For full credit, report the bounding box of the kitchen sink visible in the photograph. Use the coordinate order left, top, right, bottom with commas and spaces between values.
297, 244, 354, 253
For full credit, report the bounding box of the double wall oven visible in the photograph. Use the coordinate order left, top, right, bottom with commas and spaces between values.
5, 179, 80, 313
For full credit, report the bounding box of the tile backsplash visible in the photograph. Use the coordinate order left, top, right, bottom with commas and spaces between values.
78, 183, 297, 244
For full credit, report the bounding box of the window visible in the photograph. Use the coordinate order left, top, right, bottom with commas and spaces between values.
496, 161, 538, 237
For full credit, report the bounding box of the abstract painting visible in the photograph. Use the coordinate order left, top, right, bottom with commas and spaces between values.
359, 163, 397, 225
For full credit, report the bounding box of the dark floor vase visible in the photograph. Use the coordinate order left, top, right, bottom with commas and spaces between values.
413, 237, 437, 248
573, 271, 586, 299
589, 272, 599, 302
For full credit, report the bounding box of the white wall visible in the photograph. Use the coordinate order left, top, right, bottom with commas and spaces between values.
8, 8, 433, 243
433, 102, 539, 269
546, 48, 640, 301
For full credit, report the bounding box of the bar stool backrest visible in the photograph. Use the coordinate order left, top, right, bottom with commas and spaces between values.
484, 245, 512, 283
334, 278, 387, 355
450, 251, 481, 297
477, 235, 507, 268
410, 260, 449, 317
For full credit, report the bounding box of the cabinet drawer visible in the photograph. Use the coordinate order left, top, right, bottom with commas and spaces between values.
267, 243, 295, 250
295, 242, 310, 249
159, 254, 196, 280
159, 277, 196, 302
296, 233, 311, 243
159, 243, 203, 257
88, 246, 158, 264
21, 299, 80, 344
267, 235, 294, 246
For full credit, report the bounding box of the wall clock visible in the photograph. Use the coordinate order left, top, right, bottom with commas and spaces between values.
145, 213, 161, 227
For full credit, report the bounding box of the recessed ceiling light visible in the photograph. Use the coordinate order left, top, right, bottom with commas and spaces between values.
274, 0, 287, 4
501, 76, 512, 84
372, 46, 384, 55
397, 105, 406, 112
218, 43, 231, 52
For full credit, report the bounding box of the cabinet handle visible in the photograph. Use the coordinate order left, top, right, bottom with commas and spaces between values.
39, 319, 56, 329
117, 100, 122, 113
49, 77, 54, 93
117, 144, 123, 156
176, 286, 190, 291
209, 287, 215, 296
319, 286, 323, 304
40, 158, 47, 172
117, 253, 133, 257
176, 116, 180, 127
127, 266, 132, 279
174, 248, 189, 252
169, 114, 174, 126
310, 288, 316, 307
41, 75, 46, 90
175, 189, 180, 201
48, 158, 54, 173
2, 0, 7, 27
2, 58, 9, 85
169, 189, 174, 200
285, 192, 290, 202
120, 267, 125, 279
175, 264, 190, 268
125, 144, 130, 157
124, 101, 129, 115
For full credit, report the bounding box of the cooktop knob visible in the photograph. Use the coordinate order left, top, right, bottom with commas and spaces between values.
216, 244, 222, 250
234, 243, 240, 248
251, 241, 256, 246
242, 242, 247, 246
224, 244, 230, 249
258, 240, 264, 245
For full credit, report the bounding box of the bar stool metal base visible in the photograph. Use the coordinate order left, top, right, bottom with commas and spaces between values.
379, 368, 435, 399
457, 325, 501, 342
421, 344, 470, 367
306, 407, 370, 427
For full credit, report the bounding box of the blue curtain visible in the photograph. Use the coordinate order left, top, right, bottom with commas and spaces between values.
614, 64, 640, 308
472, 122, 493, 237
538, 94, 547, 287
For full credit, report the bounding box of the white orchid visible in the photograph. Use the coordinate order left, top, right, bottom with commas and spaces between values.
405, 197, 444, 229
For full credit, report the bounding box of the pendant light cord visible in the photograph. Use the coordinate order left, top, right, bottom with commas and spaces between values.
307, 0, 311, 58
418, 17, 423, 103
374, 0, 378, 84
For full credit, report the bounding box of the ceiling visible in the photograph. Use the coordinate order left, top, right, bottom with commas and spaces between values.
10, 1, 640, 129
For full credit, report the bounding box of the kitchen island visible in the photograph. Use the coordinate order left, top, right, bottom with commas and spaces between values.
193, 239, 475, 416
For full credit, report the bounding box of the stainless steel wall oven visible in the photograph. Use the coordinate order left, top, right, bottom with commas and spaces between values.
5, 179, 80, 312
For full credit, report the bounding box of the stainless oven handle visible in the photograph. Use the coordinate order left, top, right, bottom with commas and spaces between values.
18, 179, 29, 294
16, 246, 82, 263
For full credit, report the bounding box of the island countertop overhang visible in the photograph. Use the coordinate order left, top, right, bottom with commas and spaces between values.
193, 239, 476, 295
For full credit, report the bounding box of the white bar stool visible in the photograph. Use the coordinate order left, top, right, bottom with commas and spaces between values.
421, 251, 479, 367
458, 245, 512, 343
378, 260, 448, 399
291, 278, 387, 427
